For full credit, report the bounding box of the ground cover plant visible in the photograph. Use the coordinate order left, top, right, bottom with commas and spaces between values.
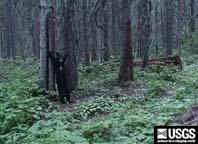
0, 53, 197, 144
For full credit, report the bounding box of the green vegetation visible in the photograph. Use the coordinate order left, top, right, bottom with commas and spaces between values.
0, 54, 197, 144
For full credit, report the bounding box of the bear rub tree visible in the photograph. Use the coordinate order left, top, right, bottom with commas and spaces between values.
48, 51, 71, 104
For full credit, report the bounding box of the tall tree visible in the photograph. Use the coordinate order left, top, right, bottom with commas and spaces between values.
137, 0, 152, 67
63, 0, 78, 91
154, 3, 159, 56
102, 4, 110, 61
90, 2, 97, 62
119, 0, 134, 82
82, 0, 90, 65
47, 7, 56, 91
160, 0, 165, 52
111, 0, 119, 57
39, 0, 51, 88
189, 0, 195, 33
176, 0, 184, 55
164, 0, 174, 56
3, 0, 15, 57
90, 22, 98, 61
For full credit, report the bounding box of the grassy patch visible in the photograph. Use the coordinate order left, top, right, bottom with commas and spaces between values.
0, 54, 197, 143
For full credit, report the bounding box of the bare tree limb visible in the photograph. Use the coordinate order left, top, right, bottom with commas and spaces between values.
88, 0, 108, 30
88, 0, 100, 24
182, 13, 198, 34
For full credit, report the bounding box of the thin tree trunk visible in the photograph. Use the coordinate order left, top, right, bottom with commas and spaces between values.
91, 23, 97, 61
189, 0, 195, 33
48, 7, 56, 91
176, 0, 184, 55
137, 0, 151, 67
164, 0, 174, 56
39, 0, 51, 88
160, 1, 165, 52
111, 0, 117, 57
103, 6, 110, 62
82, 0, 90, 65
4, 0, 15, 58
155, 6, 159, 56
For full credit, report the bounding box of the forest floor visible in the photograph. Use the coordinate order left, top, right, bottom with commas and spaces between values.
0, 54, 198, 144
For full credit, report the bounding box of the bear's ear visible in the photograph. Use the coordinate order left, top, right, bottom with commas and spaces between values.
56, 52, 60, 58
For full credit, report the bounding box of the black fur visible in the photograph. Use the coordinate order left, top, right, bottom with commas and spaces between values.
48, 51, 70, 104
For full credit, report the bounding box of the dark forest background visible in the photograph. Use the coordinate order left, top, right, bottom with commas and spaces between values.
0, 0, 197, 59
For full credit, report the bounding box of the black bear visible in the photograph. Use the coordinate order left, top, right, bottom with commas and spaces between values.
48, 51, 71, 104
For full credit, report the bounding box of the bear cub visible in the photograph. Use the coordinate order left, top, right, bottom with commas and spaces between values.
48, 51, 71, 104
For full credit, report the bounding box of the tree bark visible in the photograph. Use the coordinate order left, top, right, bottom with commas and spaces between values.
189, 0, 195, 33
119, 20, 134, 82
39, 0, 51, 88
102, 5, 110, 62
3, 0, 15, 58
82, 0, 90, 65
119, 0, 134, 82
47, 7, 56, 91
176, 0, 184, 55
137, 0, 151, 67
64, 0, 78, 91
90, 23, 97, 61
155, 5, 159, 56
111, 0, 118, 57
164, 0, 174, 56
160, 1, 165, 52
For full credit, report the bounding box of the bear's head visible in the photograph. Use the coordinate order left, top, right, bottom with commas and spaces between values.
55, 52, 68, 71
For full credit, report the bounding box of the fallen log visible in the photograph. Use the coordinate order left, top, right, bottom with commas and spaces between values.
133, 55, 182, 69
102, 55, 182, 69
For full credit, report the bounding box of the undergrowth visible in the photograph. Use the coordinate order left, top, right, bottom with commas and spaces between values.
0, 54, 197, 144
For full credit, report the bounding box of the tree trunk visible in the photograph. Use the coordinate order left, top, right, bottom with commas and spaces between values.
189, 0, 195, 33
39, 0, 51, 88
164, 0, 174, 56
119, 1, 134, 82
155, 5, 159, 56
32, 4, 40, 58
103, 6, 110, 62
137, 0, 151, 67
47, 7, 56, 91
176, 0, 184, 55
4, 0, 15, 58
91, 23, 97, 61
82, 0, 90, 65
119, 20, 134, 82
64, 0, 78, 91
160, 1, 165, 52
111, 0, 118, 57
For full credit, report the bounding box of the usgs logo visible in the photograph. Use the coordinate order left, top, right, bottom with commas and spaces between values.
154, 126, 197, 144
